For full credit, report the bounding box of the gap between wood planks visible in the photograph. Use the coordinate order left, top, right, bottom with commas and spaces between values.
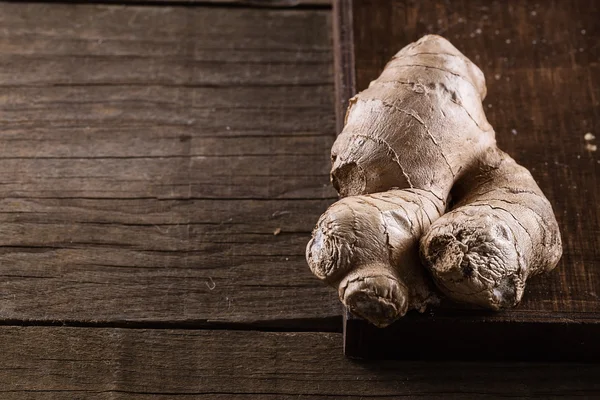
0, 316, 342, 332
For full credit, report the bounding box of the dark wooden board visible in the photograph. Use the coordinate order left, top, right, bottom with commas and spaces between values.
126, 0, 330, 6
335, 0, 600, 358
0, 326, 598, 399
0, 3, 341, 328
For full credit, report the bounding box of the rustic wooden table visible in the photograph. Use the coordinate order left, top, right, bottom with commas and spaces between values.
0, 0, 597, 398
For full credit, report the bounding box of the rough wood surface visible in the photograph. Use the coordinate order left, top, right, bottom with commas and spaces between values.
128, 0, 331, 6
0, 326, 598, 399
332, 0, 355, 133
340, 0, 600, 318
337, 0, 599, 357
0, 3, 340, 327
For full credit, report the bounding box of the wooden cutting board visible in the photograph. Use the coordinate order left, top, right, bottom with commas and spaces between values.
334, 0, 600, 360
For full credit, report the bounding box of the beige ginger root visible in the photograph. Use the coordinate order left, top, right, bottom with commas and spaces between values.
306, 35, 562, 327
307, 189, 443, 326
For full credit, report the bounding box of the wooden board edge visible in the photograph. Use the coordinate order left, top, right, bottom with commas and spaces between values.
332, 0, 356, 134
344, 309, 600, 361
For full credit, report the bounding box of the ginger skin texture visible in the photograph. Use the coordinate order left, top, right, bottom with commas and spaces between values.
306, 35, 562, 328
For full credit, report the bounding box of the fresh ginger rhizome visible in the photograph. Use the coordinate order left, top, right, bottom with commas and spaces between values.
307, 35, 562, 328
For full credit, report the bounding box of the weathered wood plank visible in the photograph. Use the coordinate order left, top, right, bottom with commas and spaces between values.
0, 326, 598, 399
0, 3, 339, 326
336, 0, 599, 357
332, 0, 355, 133
0, 199, 340, 324
127, 0, 331, 6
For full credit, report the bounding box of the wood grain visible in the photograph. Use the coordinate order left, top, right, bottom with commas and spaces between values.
332, 0, 355, 133
127, 0, 331, 6
0, 3, 340, 327
336, 0, 600, 357
1, 326, 599, 399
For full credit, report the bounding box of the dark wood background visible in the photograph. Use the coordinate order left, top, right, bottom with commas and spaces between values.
337, 0, 600, 359
0, 0, 598, 397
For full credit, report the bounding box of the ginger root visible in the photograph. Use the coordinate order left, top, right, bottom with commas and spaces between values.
307, 35, 562, 327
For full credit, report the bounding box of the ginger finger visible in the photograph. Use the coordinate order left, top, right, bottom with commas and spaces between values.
307, 189, 443, 327
331, 35, 494, 201
420, 148, 562, 309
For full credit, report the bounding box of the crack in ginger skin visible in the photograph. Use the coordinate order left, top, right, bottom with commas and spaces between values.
307, 35, 562, 328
